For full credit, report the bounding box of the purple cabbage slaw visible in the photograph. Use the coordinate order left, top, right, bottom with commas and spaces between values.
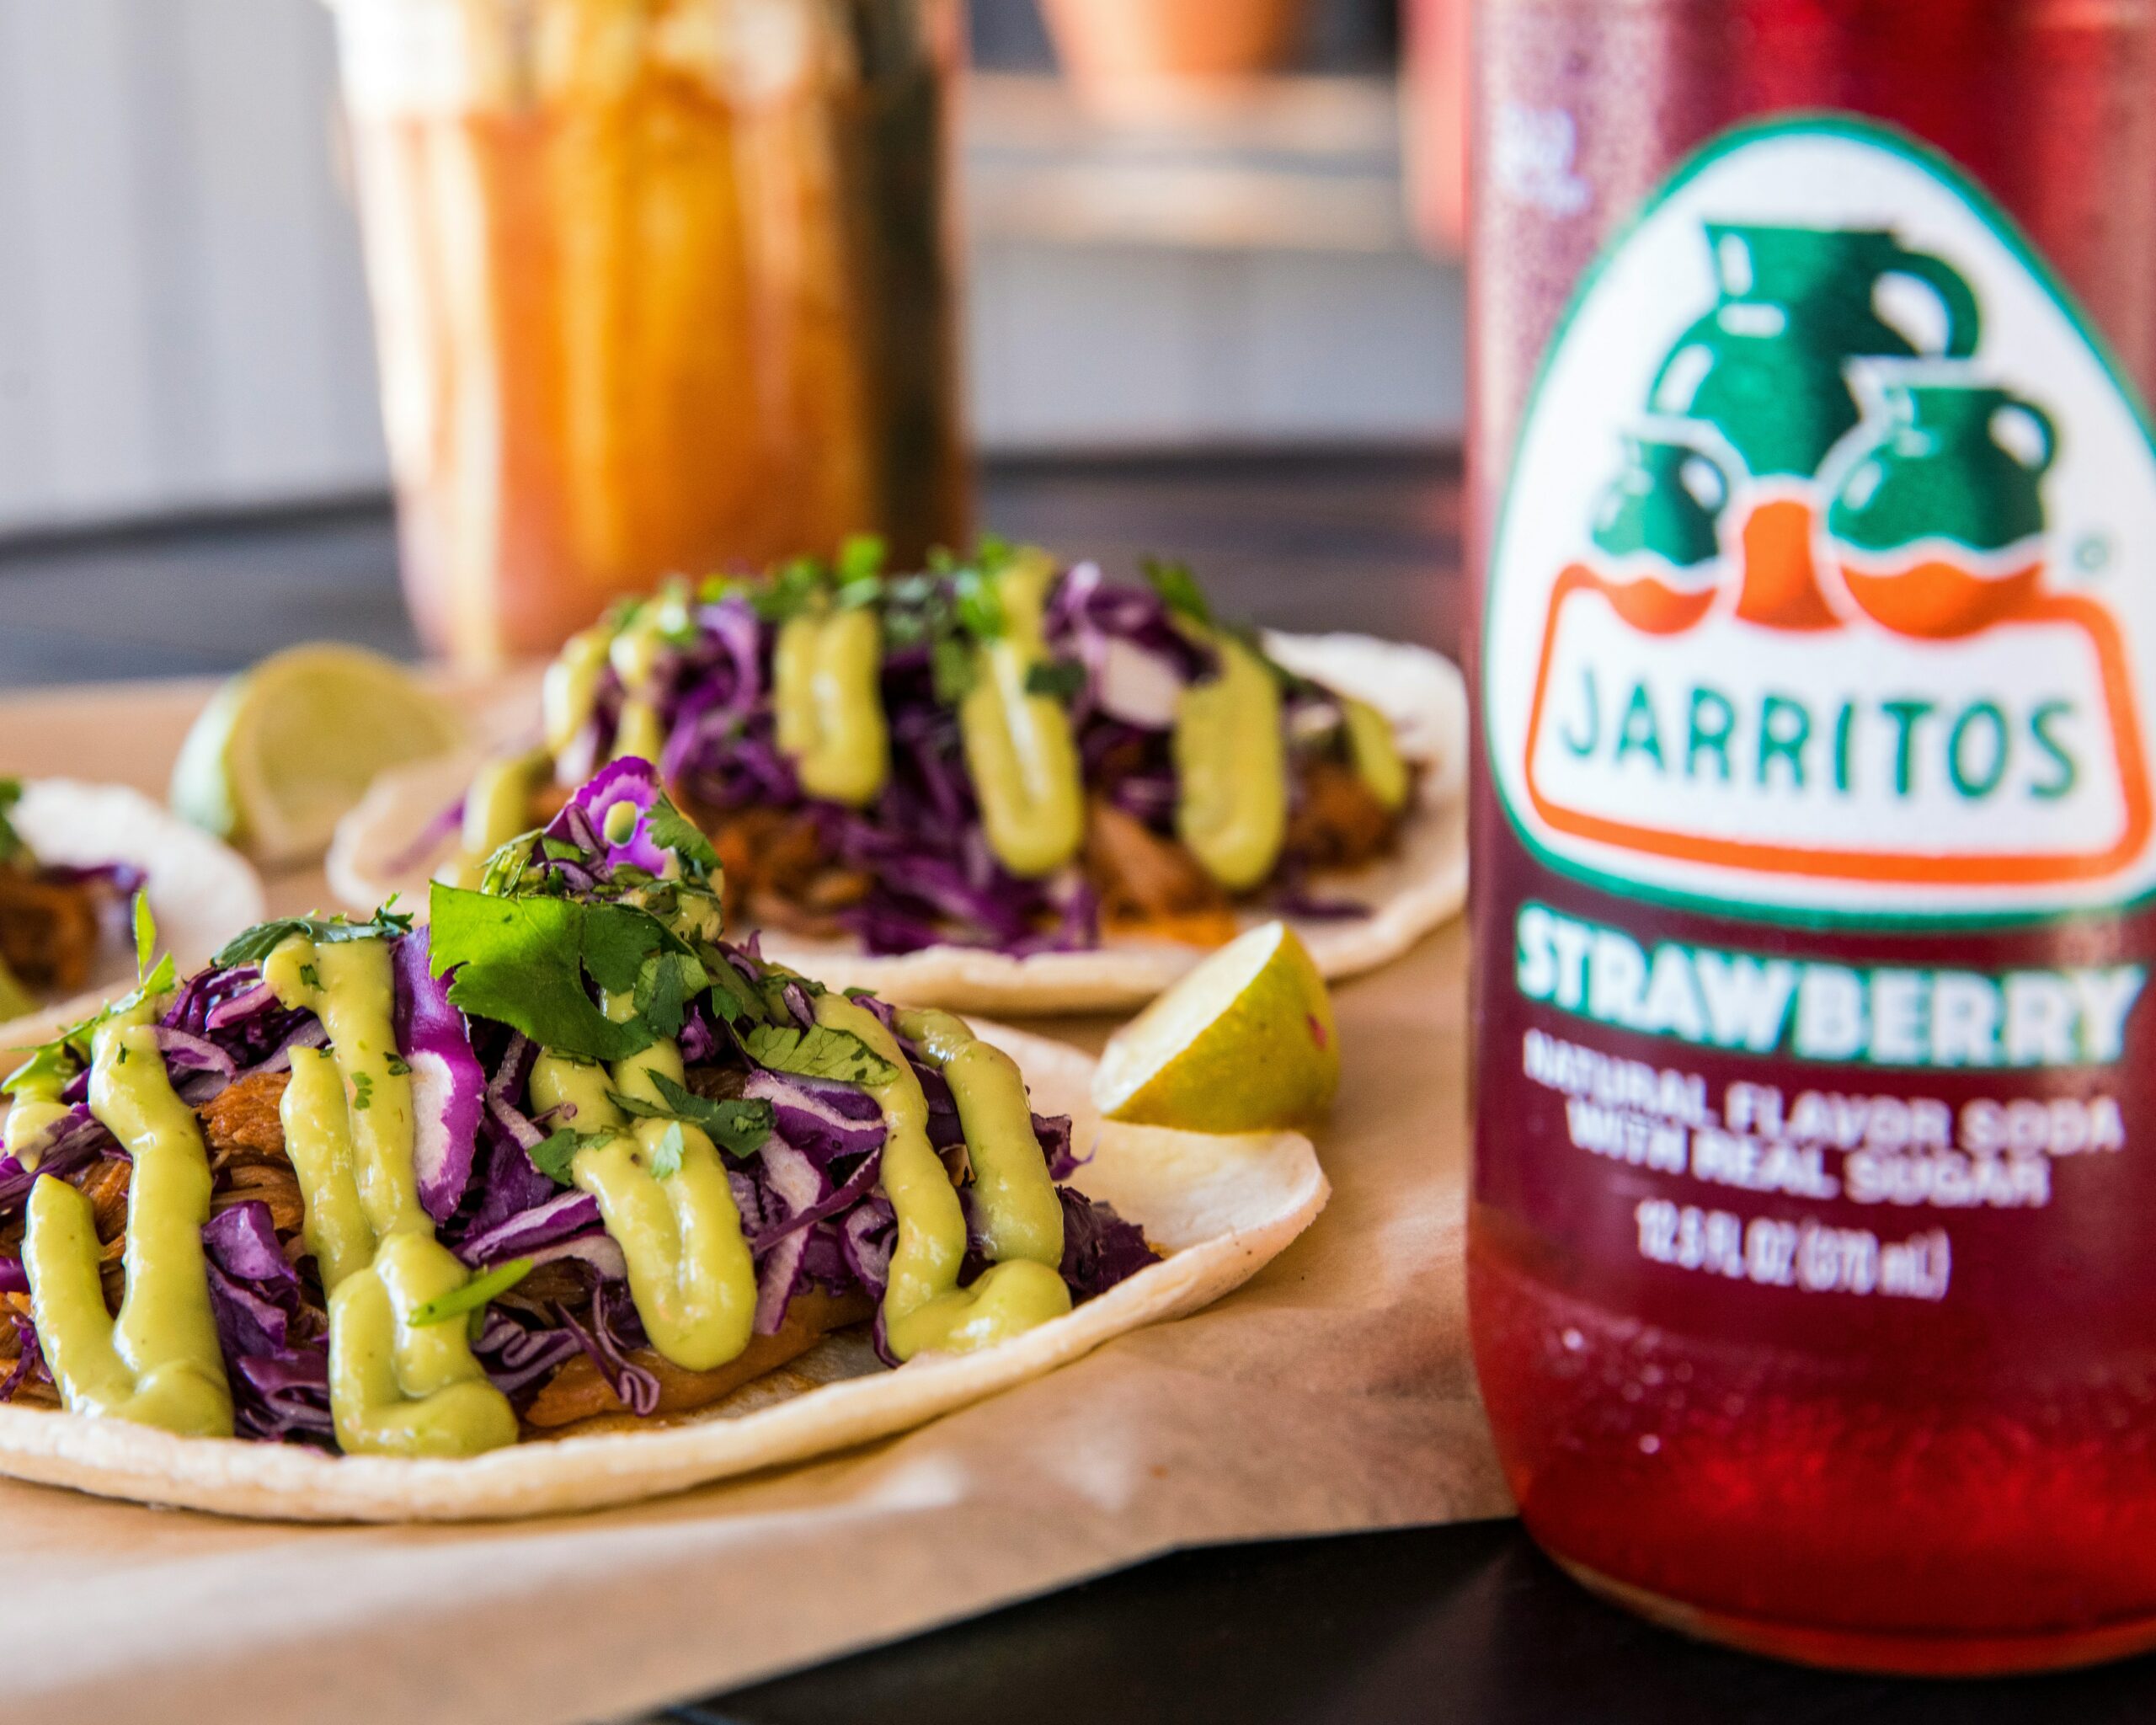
0, 777, 1155, 1432
562, 557, 1377, 959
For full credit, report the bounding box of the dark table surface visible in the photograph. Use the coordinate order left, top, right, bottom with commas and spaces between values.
2, 450, 2148, 1722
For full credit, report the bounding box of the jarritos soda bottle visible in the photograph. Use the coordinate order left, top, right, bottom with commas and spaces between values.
1469, 0, 2156, 1674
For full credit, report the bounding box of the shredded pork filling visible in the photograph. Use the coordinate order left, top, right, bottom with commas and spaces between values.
0, 869, 109, 992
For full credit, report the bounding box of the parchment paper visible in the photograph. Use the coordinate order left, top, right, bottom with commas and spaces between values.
0, 678, 1511, 1725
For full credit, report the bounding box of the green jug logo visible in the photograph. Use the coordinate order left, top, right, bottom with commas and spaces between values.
1828, 377, 2055, 638
1485, 116, 2156, 925
1581, 430, 1733, 634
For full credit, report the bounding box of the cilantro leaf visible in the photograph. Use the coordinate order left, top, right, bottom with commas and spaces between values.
132, 892, 156, 978
408, 1258, 533, 1328
647, 1120, 687, 1179
702, 951, 768, 1025
1023, 659, 1086, 702
0, 778, 24, 866
526, 1126, 600, 1185
214, 906, 414, 969
835, 531, 887, 602
3, 953, 179, 1097
429, 886, 658, 1062
750, 557, 831, 624
632, 950, 707, 1041
930, 633, 976, 703
952, 567, 1006, 641
1141, 556, 1213, 627
643, 796, 721, 879
578, 900, 689, 993
742, 1023, 898, 1087
609, 1079, 774, 1156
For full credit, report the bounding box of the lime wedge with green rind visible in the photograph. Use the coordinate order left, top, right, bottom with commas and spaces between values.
1092, 921, 1339, 1133
171, 644, 464, 866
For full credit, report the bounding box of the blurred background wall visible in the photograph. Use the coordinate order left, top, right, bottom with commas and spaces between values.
0, 0, 1464, 536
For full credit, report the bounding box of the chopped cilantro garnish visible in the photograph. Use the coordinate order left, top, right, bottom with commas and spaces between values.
702, 952, 769, 1026
429, 885, 689, 1062
3, 951, 177, 1098
646, 1120, 687, 1180
632, 950, 707, 1041
132, 892, 157, 978
643, 797, 720, 880
385, 1055, 412, 1077
214, 906, 414, 969
742, 1023, 898, 1087
1023, 659, 1087, 702
608, 1080, 774, 1157
835, 531, 888, 607
1141, 555, 1213, 628
350, 1071, 373, 1112
930, 633, 975, 704
526, 1126, 605, 1185
0, 778, 24, 866
408, 1258, 533, 1328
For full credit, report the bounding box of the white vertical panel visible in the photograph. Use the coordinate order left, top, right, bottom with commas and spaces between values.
175, 0, 386, 501
0, 0, 387, 532
8, 0, 165, 515
0, 3, 55, 518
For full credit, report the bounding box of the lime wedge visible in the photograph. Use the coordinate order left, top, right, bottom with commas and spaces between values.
0, 951, 34, 1023
1092, 921, 1339, 1133
171, 645, 464, 865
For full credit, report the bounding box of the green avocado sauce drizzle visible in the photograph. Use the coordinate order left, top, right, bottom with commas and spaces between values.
22, 996, 233, 1438
816, 996, 1071, 1362
495, 543, 1415, 905
1173, 632, 1289, 892
9, 798, 1095, 1455
774, 603, 891, 808
954, 549, 1088, 879
267, 935, 516, 1458
527, 996, 757, 1373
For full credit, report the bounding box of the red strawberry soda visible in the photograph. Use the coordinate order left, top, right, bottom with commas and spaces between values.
1468, 0, 2156, 1673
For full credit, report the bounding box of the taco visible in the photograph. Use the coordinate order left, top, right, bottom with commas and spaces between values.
0, 760, 1324, 1521
331, 544, 1465, 1012
0, 777, 265, 1032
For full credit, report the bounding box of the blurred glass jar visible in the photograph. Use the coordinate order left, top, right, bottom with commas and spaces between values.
328, 0, 970, 665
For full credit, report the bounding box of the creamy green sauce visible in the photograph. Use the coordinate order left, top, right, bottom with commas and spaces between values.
543, 626, 612, 757
531, 552, 1330, 903
1174, 633, 1288, 891
22, 998, 232, 1438
817, 996, 1070, 1361
528, 1000, 756, 1372
268, 935, 515, 1457
958, 551, 1086, 879
3, 1062, 70, 1173
774, 606, 890, 806
327, 1231, 519, 1459
17, 938, 1084, 1444
443, 748, 552, 891
895, 1009, 1064, 1269
1342, 697, 1409, 812
611, 697, 664, 766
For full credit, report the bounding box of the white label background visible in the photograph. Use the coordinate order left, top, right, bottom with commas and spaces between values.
1486, 124, 2156, 919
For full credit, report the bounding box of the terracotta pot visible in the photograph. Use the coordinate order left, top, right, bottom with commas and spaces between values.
1039, 0, 1314, 88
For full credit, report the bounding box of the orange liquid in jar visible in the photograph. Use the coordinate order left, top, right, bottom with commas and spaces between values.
335, 0, 969, 664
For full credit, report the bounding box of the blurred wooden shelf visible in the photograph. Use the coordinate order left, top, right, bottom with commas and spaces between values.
961, 72, 1419, 255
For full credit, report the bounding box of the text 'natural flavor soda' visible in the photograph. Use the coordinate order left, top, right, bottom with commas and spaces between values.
1468, 0, 2156, 1674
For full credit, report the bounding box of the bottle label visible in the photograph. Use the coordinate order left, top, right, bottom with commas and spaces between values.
1485, 115, 2156, 927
